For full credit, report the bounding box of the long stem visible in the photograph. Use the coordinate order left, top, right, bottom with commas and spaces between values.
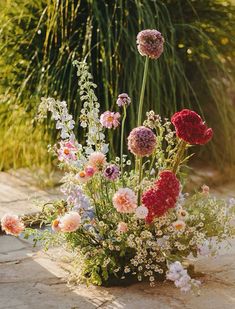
120, 105, 127, 181
137, 56, 149, 126
172, 140, 187, 174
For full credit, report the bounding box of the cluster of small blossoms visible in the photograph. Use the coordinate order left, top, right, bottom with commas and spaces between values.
167, 262, 201, 292
73, 60, 108, 155
38, 97, 76, 140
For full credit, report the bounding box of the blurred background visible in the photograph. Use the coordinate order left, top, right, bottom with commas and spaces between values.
0, 0, 235, 185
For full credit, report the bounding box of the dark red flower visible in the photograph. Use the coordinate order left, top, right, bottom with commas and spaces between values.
171, 109, 213, 145
141, 170, 180, 223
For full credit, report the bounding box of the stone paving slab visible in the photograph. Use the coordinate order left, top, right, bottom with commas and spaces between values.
0, 235, 235, 309
0, 172, 61, 220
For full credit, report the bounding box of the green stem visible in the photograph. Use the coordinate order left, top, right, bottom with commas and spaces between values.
172, 140, 187, 174
137, 56, 149, 126
138, 156, 143, 205
120, 105, 127, 181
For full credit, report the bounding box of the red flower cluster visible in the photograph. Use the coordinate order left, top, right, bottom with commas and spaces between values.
142, 171, 180, 223
171, 109, 213, 145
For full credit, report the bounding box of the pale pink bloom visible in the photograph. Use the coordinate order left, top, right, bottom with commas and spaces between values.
172, 220, 186, 232
135, 206, 148, 219
117, 222, 129, 233
59, 212, 81, 232
1, 214, 24, 236
88, 152, 106, 170
201, 184, 210, 195
113, 188, 137, 213
76, 171, 89, 183
85, 165, 95, 177
58, 140, 78, 162
51, 219, 61, 232
100, 111, 120, 129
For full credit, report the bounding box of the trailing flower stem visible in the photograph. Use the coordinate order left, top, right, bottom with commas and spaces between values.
137, 56, 149, 126
120, 105, 127, 181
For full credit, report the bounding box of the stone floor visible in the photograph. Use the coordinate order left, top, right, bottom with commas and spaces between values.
0, 170, 235, 309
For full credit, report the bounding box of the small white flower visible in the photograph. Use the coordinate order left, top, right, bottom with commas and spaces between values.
135, 206, 148, 219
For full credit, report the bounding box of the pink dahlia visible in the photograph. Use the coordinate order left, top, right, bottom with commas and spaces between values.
116, 93, 131, 107
1, 214, 24, 236
88, 152, 106, 171
59, 212, 81, 232
127, 126, 156, 157
137, 29, 164, 59
58, 140, 78, 162
171, 109, 213, 145
113, 188, 137, 213
100, 111, 120, 129
117, 222, 129, 233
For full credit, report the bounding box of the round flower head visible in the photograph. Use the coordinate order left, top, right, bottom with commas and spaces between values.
127, 126, 156, 157
52, 219, 61, 232
135, 206, 148, 219
1, 213, 24, 236
201, 184, 210, 195
172, 220, 186, 232
88, 152, 106, 170
85, 165, 95, 177
137, 29, 164, 59
100, 111, 120, 129
59, 212, 81, 232
116, 93, 131, 107
117, 222, 128, 233
113, 188, 137, 213
103, 164, 120, 181
171, 109, 213, 145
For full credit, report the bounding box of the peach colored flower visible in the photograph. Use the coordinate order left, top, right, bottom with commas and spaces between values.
113, 188, 137, 213
172, 220, 186, 232
1, 213, 24, 236
51, 219, 61, 232
88, 152, 106, 170
59, 212, 81, 232
100, 111, 120, 129
117, 222, 128, 233
76, 170, 89, 183
201, 184, 210, 195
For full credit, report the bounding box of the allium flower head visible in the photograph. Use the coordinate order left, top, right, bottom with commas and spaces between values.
1, 214, 24, 236
100, 111, 120, 129
113, 188, 137, 213
59, 211, 81, 232
127, 126, 156, 157
116, 93, 131, 107
88, 152, 106, 170
103, 164, 120, 181
137, 29, 164, 59
171, 109, 213, 145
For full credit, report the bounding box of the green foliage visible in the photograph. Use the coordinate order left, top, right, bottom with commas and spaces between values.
1, 0, 235, 170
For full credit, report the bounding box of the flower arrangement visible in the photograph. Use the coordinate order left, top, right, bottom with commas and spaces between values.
1, 29, 235, 292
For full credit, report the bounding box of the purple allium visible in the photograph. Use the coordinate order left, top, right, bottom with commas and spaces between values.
137, 29, 164, 59
103, 164, 120, 181
127, 126, 156, 157
116, 93, 131, 107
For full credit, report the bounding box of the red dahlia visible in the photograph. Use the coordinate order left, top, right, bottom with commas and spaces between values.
171, 109, 213, 145
142, 171, 180, 223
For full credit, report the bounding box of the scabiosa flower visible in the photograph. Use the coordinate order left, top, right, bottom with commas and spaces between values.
127, 126, 156, 157
59, 212, 81, 232
88, 152, 106, 170
137, 29, 164, 59
84, 165, 95, 177
117, 222, 129, 233
103, 164, 120, 181
116, 93, 131, 107
113, 188, 137, 213
135, 206, 148, 219
1, 214, 24, 236
171, 109, 213, 145
100, 111, 121, 129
